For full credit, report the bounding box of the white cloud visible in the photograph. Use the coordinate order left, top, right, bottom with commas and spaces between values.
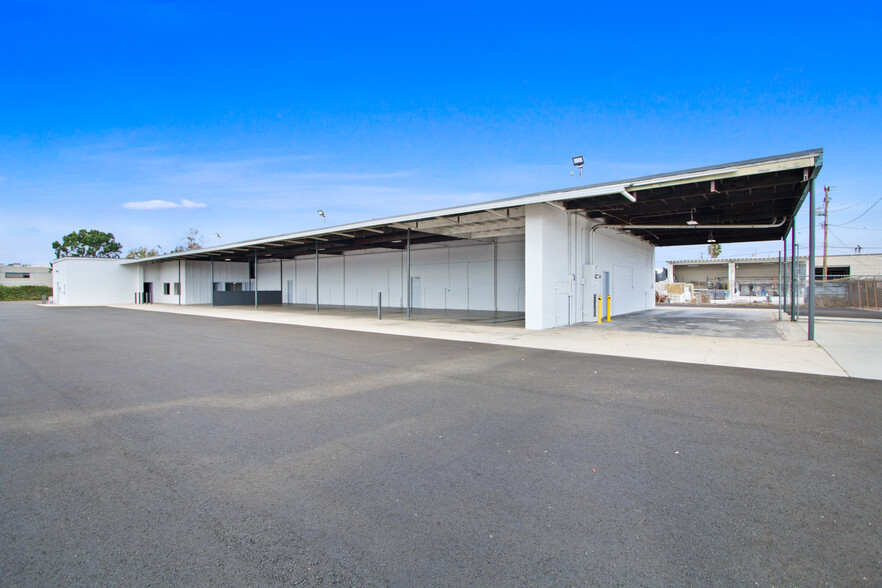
123, 199, 207, 210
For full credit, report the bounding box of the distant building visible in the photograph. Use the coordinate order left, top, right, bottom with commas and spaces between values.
666, 254, 882, 304
0, 264, 52, 288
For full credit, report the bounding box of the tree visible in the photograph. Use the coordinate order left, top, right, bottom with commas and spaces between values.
171, 228, 204, 253
707, 243, 722, 258
125, 246, 161, 259
52, 230, 122, 259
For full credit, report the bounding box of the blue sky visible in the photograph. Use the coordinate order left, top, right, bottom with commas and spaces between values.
1, 1, 880, 265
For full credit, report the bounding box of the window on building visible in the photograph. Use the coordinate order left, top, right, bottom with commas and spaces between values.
815, 266, 850, 278
163, 283, 171, 295
5, 272, 30, 278
174, 282, 180, 295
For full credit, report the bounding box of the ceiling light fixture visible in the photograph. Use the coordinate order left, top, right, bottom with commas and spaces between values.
707, 231, 716, 243
687, 208, 698, 225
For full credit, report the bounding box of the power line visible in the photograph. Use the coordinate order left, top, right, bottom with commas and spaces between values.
829, 225, 882, 232
837, 194, 882, 226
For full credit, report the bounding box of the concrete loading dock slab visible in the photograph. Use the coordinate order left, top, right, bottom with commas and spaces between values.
102, 302, 864, 378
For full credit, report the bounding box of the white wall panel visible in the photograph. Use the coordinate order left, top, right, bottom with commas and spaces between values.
52, 258, 138, 305
467, 261, 494, 310
184, 261, 212, 304
446, 262, 468, 310
319, 256, 345, 305
591, 228, 654, 317
280, 242, 528, 312
497, 259, 526, 312
256, 259, 283, 291
294, 257, 315, 303
280, 260, 296, 303
342, 251, 392, 307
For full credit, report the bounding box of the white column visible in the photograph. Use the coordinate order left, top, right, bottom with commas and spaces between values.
728, 262, 736, 302
525, 203, 570, 329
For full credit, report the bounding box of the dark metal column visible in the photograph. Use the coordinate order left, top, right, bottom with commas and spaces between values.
279, 258, 283, 304
790, 227, 797, 321
315, 241, 319, 313
406, 228, 411, 319
783, 235, 788, 316
777, 252, 782, 321
808, 179, 816, 340
210, 256, 215, 306
177, 259, 181, 305
254, 251, 259, 309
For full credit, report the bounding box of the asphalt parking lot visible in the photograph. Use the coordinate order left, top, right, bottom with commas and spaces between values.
2, 302, 880, 586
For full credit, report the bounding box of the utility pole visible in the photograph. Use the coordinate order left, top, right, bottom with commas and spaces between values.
822, 185, 831, 282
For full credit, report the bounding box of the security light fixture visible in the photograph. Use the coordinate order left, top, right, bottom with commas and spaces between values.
571, 156, 584, 178
687, 208, 698, 225
707, 231, 716, 243
317, 209, 326, 223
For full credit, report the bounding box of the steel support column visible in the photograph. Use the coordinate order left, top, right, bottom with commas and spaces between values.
177, 259, 181, 305
777, 252, 783, 321
790, 227, 797, 321
406, 228, 411, 319
279, 258, 283, 303
808, 179, 816, 340
315, 241, 319, 313
254, 251, 258, 309
783, 234, 787, 314
210, 256, 215, 306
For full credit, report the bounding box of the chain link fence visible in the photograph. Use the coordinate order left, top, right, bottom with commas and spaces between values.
810, 275, 882, 318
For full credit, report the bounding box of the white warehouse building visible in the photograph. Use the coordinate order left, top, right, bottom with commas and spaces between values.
52, 149, 823, 330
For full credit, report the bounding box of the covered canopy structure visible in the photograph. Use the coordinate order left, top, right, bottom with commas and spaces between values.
129, 148, 821, 261
60, 149, 823, 335
561, 150, 821, 246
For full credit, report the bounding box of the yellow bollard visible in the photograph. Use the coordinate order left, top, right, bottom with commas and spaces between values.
606, 295, 612, 322
597, 297, 602, 324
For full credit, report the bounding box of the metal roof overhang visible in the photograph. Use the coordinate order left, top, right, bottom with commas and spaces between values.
122, 149, 822, 264
563, 149, 823, 246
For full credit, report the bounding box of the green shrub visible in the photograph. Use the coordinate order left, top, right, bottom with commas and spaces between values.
0, 285, 53, 301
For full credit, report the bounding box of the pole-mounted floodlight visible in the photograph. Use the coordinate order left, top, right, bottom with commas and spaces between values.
572, 155, 584, 178
317, 209, 325, 223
